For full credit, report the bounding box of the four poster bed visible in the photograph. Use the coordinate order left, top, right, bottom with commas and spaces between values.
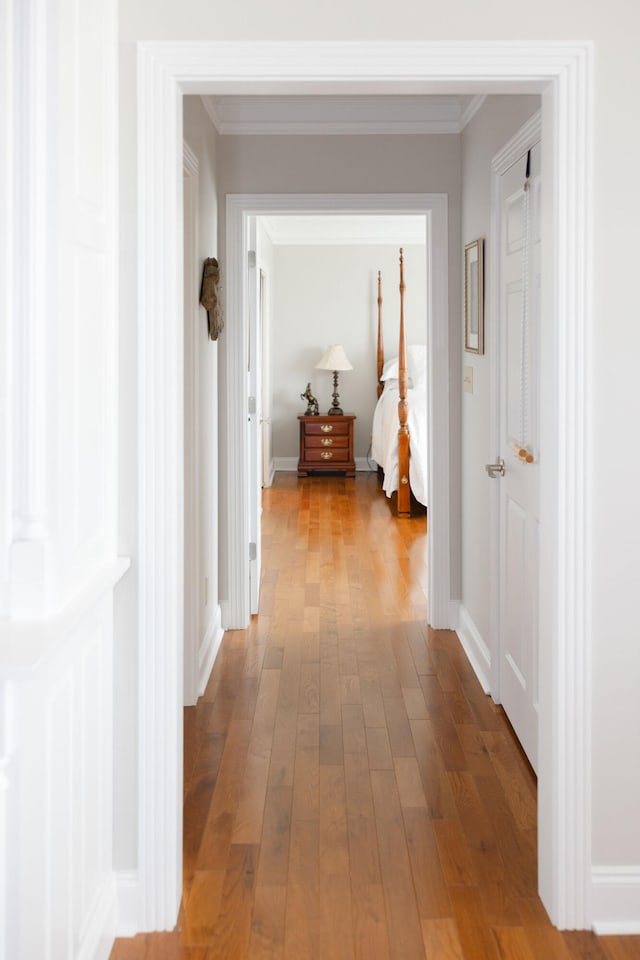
371, 249, 428, 518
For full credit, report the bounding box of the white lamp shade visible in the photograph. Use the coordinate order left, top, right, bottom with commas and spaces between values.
315, 344, 353, 371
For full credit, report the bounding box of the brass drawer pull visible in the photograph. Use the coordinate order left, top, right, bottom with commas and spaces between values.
321, 438, 333, 446
321, 451, 333, 460
320, 424, 333, 433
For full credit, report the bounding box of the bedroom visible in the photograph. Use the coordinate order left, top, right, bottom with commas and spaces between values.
255, 216, 428, 498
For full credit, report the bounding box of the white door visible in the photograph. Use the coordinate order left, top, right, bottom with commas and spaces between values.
491, 139, 542, 772
247, 228, 262, 614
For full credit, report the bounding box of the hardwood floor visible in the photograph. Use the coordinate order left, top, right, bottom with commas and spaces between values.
111, 473, 640, 959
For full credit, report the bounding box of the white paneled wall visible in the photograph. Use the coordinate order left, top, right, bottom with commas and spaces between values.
5, 0, 118, 619
1, 587, 123, 960
0, 0, 122, 957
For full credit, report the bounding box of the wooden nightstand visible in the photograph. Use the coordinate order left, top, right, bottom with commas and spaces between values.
297, 414, 356, 477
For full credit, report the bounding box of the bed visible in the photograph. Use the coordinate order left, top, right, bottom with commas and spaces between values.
371, 250, 428, 517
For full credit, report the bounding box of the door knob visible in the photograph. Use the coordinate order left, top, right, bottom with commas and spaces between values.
485, 457, 505, 478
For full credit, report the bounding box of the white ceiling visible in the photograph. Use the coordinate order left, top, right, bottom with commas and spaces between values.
202, 94, 485, 136
261, 214, 426, 246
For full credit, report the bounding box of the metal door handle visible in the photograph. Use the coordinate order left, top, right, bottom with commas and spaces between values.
485, 457, 505, 478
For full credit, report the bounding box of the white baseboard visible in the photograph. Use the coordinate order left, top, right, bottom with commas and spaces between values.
591, 867, 640, 933
455, 604, 491, 694
272, 457, 298, 472
198, 605, 224, 697
77, 873, 117, 960
448, 599, 460, 632
115, 870, 139, 939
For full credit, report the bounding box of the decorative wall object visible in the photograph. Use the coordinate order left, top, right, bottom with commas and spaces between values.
199, 257, 224, 340
464, 239, 484, 355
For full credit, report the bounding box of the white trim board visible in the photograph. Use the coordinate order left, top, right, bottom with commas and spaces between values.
182, 142, 200, 708
456, 605, 491, 695
198, 607, 223, 698
591, 868, 640, 935
136, 39, 592, 933
116, 870, 140, 939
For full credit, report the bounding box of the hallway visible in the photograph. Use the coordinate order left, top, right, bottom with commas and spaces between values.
111, 473, 639, 959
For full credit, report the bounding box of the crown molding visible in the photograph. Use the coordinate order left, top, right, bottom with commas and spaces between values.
200, 93, 478, 136
459, 94, 487, 128
200, 94, 220, 132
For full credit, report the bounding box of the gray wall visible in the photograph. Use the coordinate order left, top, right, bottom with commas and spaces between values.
269, 242, 427, 461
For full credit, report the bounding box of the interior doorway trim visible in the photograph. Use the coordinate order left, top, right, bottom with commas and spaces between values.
136, 40, 591, 932
225, 192, 450, 633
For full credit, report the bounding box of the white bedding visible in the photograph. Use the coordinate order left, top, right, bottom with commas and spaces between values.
371, 380, 428, 507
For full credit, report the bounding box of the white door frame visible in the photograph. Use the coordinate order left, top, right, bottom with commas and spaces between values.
246, 220, 262, 615
136, 41, 591, 932
182, 142, 200, 707
226, 192, 450, 633
260, 267, 273, 488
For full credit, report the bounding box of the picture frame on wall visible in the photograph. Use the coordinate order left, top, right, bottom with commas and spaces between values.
464, 239, 484, 355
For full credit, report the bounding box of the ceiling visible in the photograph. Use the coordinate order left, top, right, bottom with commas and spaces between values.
201, 94, 485, 136
260, 214, 426, 246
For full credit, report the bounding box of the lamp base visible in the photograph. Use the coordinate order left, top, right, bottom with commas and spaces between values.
328, 370, 343, 416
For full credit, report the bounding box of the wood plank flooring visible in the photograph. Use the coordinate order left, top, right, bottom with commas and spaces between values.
111, 473, 640, 960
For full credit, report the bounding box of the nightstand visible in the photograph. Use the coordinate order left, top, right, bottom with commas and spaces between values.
297, 414, 356, 477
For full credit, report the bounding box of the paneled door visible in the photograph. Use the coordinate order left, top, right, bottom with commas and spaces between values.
492, 137, 542, 772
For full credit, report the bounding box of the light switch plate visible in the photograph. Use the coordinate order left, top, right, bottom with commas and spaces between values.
463, 365, 474, 394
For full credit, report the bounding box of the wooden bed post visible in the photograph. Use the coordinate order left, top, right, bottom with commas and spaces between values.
377, 270, 384, 399
397, 249, 411, 518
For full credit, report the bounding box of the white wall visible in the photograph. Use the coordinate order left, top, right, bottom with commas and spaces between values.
113, 0, 640, 937
458, 96, 541, 653
183, 97, 223, 705
269, 243, 427, 463
183, 97, 222, 704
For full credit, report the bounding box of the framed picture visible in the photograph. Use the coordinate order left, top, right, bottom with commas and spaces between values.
464, 239, 484, 355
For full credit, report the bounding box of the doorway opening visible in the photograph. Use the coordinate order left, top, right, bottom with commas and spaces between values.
225, 193, 450, 634
135, 41, 591, 933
